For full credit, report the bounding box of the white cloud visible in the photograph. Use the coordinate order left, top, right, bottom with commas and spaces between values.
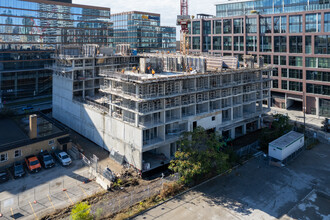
73, 0, 219, 39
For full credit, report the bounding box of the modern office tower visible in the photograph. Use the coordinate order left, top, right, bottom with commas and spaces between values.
0, 0, 111, 107
188, 0, 330, 117
52, 45, 272, 172
110, 11, 176, 53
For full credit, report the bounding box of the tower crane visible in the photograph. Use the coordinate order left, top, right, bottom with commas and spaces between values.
177, 0, 190, 55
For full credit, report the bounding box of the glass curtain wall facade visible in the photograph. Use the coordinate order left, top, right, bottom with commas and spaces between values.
189, 1, 330, 117
0, 0, 111, 104
110, 11, 176, 53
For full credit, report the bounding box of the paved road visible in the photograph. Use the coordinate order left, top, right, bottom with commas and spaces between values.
134, 143, 330, 220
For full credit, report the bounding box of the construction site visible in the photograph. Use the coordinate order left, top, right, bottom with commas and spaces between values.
50, 42, 273, 173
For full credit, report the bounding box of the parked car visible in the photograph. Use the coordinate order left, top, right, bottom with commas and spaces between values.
25, 156, 42, 173
54, 151, 72, 166
0, 169, 9, 183
14, 161, 25, 178
38, 151, 55, 169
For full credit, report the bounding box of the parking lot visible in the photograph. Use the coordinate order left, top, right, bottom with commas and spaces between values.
0, 159, 103, 220
134, 143, 330, 220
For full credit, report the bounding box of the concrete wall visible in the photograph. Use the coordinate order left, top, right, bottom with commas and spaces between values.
188, 111, 222, 132
53, 75, 143, 170
0, 135, 69, 168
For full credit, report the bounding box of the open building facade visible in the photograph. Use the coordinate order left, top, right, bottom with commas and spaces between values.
188, 0, 330, 117
52, 45, 272, 172
0, 0, 111, 105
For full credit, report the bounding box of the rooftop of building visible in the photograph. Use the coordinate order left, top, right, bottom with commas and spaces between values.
216, 0, 253, 5
0, 113, 67, 152
269, 131, 304, 150
111, 11, 160, 17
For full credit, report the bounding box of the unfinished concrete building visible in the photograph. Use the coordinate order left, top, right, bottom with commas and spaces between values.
52, 45, 272, 173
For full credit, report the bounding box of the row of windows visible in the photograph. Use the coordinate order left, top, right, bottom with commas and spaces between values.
0, 0, 110, 17
192, 35, 330, 55
272, 68, 330, 83
191, 13, 330, 35
216, 0, 330, 17
0, 150, 21, 162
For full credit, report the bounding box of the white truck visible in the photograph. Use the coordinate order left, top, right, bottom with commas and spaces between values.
54, 150, 72, 166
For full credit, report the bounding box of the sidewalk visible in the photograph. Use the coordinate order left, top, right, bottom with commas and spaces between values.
269, 107, 325, 130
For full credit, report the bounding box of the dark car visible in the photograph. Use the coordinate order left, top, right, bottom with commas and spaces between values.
14, 161, 25, 178
0, 169, 9, 183
38, 151, 55, 169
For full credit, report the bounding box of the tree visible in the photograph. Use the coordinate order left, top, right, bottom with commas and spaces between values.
70, 202, 92, 220
260, 114, 293, 151
169, 127, 229, 185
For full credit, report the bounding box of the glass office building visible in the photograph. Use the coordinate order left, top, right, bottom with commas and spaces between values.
0, 0, 111, 105
110, 11, 176, 53
189, 0, 330, 117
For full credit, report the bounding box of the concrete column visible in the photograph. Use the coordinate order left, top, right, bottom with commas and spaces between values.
135, 113, 139, 127
243, 123, 247, 135
14, 72, 18, 97
35, 71, 39, 95
285, 93, 288, 109
316, 97, 320, 117
231, 128, 235, 139
231, 107, 234, 120
257, 117, 261, 129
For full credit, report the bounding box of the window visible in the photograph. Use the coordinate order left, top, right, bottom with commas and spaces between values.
48, 140, 55, 145
274, 56, 279, 65
192, 37, 200, 50
213, 36, 221, 50
306, 57, 317, 68
306, 57, 330, 68
260, 36, 272, 52
315, 35, 330, 54
273, 68, 278, 76
192, 21, 200, 34
223, 36, 232, 50
260, 17, 272, 33
213, 20, 222, 34
246, 36, 257, 52
0, 153, 8, 162
274, 16, 286, 33
307, 71, 330, 82
289, 36, 303, 53
246, 18, 257, 33
289, 69, 303, 79
307, 84, 330, 96
223, 19, 232, 34
274, 36, 286, 53
289, 56, 302, 67
203, 36, 211, 51
282, 68, 288, 77
14, 150, 22, 158
212, 116, 216, 121
203, 21, 211, 35
282, 80, 287, 90
306, 36, 312, 54
289, 81, 303, 92
289, 15, 302, 33
280, 56, 287, 65
326, 13, 330, 32
306, 14, 321, 32
273, 80, 279, 88
264, 55, 271, 64
234, 18, 244, 33
234, 36, 244, 51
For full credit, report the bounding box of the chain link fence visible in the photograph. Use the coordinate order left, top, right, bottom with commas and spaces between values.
0, 165, 101, 219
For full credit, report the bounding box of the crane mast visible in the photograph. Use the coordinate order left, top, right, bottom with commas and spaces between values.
177, 0, 190, 55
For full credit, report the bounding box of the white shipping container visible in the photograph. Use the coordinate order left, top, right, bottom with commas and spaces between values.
268, 131, 304, 161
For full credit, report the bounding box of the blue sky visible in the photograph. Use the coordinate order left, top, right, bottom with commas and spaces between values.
74, 0, 219, 39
